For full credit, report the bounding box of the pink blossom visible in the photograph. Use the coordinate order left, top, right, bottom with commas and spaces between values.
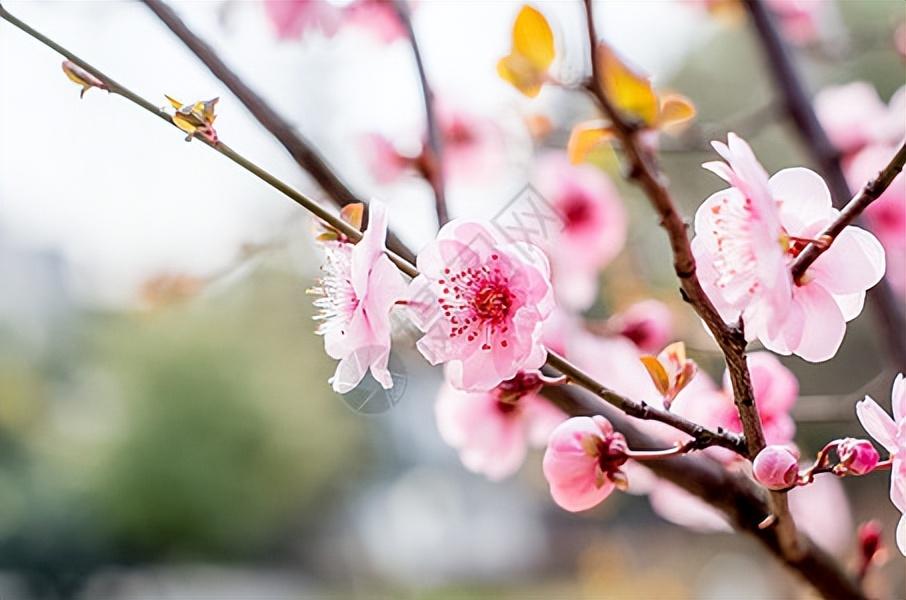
608, 299, 674, 354
753, 445, 799, 490
342, 0, 406, 43
360, 133, 414, 184
764, 0, 827, 45
263, 0, 342, 39
674, 352, 798, 462
534, 152, 627, 309
435, 370, 566, 480
814, 83, 905, 157
692, 133, 886, 362
437, 105, 503, 181
408, 220, 554, 391
845, 144, 906, 296
836, 438, 881, 476
311, 201, 407, 393
542, 415, 629, 512
856, 373, 906, 555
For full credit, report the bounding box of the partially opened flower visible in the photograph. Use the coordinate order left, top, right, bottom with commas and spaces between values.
856, 373, 906, 555
360, 133, 415, 185
263, 0, 342, 39
692, 133, 886, 362
342, 0, 406, 43
753, 445, 800, 490
408, 220, 554, 391
437, 105, 504, 181
568, 44, 695, 163
835, 438, 881, 476
497, 5, 555, 98
436, 370, 566, 480
543, 415, 629, 512
640, 342, 697, 409
533, 152, 627, 309
310, 201, 407, 393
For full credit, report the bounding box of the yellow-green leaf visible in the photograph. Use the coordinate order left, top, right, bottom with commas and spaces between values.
658, 93, 696, 132
598, 44, 658, 126
640, 355, 670, 396
567, 119, 615, 164
511, 5, 554, 71
341, 203, 365, 231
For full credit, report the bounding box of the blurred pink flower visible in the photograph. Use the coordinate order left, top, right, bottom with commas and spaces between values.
845, 144, 906, 297
435, 370, 566, 480
534, 152, 627, 309
360, 133, 415, 184
814, 83, 905, 157
856, 373, 906, 555
764, 0, 827, 45
674, 352, 798, 462
608, 299, 674, 354
311, 201, 407, 393
542, 415, 629, 512
263, 0, 342, 39
342, 0, 406, 43
408, 220, 554, 391
753, 445, 799, 489
437, 105, 504, 181
693, 133, 886, 362
836, 438, 881, 476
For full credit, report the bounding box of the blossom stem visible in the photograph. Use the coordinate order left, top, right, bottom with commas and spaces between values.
743, 0, 906, 371
791, 141, 906, 280
392, 0, 450, 228
625, 442, 694, 461
139, 0, 418, 265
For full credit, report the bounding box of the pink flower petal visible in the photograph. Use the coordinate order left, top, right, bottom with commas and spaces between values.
808, 226, 886, 296
893, 373, 906, 423
787, 283, 846, 362
855, 396, 897, 453
769, 167, 833, 230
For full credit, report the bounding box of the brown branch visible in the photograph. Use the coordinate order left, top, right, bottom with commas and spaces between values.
139, 0, 417, 265
581, 0, 805, 563
544, 385, 866, 600
743, 0, 906, 370
792, 141, 906, 281
393, 0, 449, 228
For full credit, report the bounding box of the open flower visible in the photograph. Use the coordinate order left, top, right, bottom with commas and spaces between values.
543, 415, 629, 512
856, 373, 906, 555
408, 220, 553, 391
310, 201, 407, 393
607, 300, 673, 354
815, 83, 905, 158
692, 133, 886, 362
436, 370, 566, 480
533, 152, 627, 309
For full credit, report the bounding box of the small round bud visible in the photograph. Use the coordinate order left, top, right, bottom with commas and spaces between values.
837, 438, 880, 475
753, 445, 800, 490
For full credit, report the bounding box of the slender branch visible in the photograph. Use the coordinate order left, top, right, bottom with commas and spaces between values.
581, 0, 804, 562
792, 141, 906, 281
393, 0, 449, 228
544, 385, 866, 600
0, 3, 743, 456
743, 0, 906, 370
139, 0, 417, 265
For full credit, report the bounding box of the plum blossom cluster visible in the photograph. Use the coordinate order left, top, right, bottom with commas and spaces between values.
295, 0, 906, 567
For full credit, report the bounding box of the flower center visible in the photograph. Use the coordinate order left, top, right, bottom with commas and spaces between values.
596, 434, 629, 476
445, 119, 475, 148
434, 255, 517, 350
561, 193, 592, 231
310, 242, 359, 336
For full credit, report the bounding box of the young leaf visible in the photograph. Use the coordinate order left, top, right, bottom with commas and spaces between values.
597, 44, 658, 126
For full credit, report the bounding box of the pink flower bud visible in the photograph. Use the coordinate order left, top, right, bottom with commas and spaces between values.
753, 445, 800, 490
836, 438, 881, 475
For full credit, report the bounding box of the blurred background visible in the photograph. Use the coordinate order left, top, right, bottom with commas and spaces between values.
0, 0, 904, 598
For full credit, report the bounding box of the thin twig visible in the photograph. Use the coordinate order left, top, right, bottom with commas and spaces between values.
0, 3, 744, 456
139, 0, 417, 264
393, 0, 449, 228
791, 142, 906, 281
744, 0, 906, 371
